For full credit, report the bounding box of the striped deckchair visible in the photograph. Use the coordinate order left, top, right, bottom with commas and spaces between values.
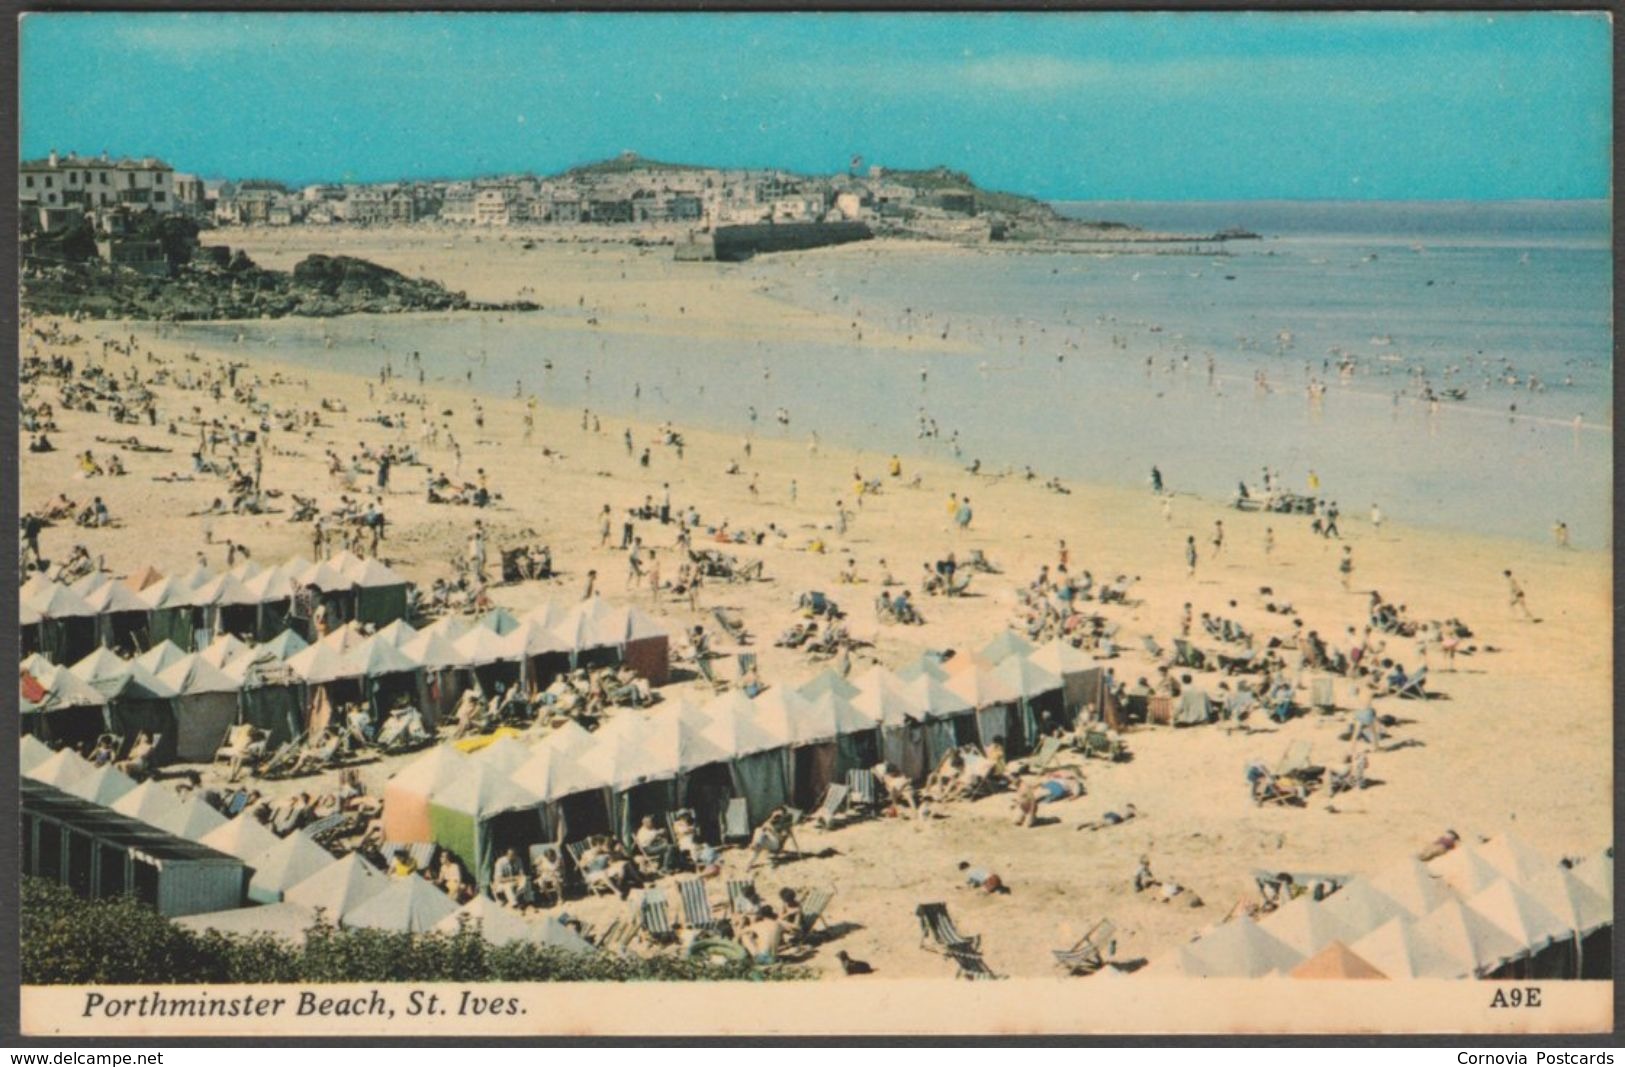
639, 889, 677, 945
725, 877, 759, 916
674, 877, 720, 934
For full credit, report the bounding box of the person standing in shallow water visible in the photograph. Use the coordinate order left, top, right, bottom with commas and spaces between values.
1150, 466, 1164, 494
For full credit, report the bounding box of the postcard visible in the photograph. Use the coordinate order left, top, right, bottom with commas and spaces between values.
12, 10, 1614, 1039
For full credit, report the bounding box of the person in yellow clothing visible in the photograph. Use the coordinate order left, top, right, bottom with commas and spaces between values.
946, 492, 959, 517
889, 454, 902, 478
1307, 469, 1321, 492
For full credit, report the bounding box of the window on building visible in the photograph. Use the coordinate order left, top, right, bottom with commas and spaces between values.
24, 175, 33, 188
44, 176, 52, 188
154, 192, 166, 203
100, 173, 108, 185
128, 173, 136, 188
68, 172, 77, 184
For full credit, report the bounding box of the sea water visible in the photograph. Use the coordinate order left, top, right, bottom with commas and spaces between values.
160, 200, 1612, 548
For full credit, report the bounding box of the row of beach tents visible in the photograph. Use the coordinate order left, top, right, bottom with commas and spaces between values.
19, 597, 672, 765
18, 736, 591, 950
1149, 836, 1612, 980
20, 551, 414, 665
377, 633, 1106, 887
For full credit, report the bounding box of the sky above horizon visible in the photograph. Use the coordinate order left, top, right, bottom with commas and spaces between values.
19, 12, 1613, 201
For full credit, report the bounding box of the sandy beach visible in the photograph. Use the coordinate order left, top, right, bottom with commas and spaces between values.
19, 234, 1611, 980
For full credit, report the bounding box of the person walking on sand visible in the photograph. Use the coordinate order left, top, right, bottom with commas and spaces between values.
647, 550, 661, 605
1553, 521, 1570, 548
598, 504, 612, 548
626, 537, 645, 589
582, 569, 597, 601
1161, 496, 1173, 525
1211, 520, 1225, 558
1504, 569, 1533, 620
1264, 526, 1276, 559
1185, 536, 1198, 578
1150, 466, 1164, 495
955, 497, 973, 532
469, 520, 488, 582
1339, 545, 1353, 591
789, 479, 798, 504
1370, 503, 1384, 534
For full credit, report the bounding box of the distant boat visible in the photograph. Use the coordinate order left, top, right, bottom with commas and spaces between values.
1370, 335, 1393, 347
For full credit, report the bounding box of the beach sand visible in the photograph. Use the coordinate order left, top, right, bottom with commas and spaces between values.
19, 234, 1611, 979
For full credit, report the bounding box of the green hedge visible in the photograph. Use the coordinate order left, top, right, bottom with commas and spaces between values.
22, 879, 810, 985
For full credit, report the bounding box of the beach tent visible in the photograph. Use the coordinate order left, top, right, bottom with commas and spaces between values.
345, 558, 413, 628
177, 902, 319, 945
229, 559, 264, 584
70, 571, 110, 598
434, 895, 594, 953
473, 735, 534, 777
991, 655, 1063, 753
893, 653, 950, 684
198, 634, 252, 670
1187, 917, 1305, 977
112, 780, 186, 830
475, 607, 523, 636
1316, 879, 1412, 942
1260, 895, 1360, 958
1572, 851, 1613, 908
27, 581, 100, 663
1350, 916, 1470, 979
140, 577, 199, 652
1475, 834, 1557, 887
1431, 846, 1507, 898
259, 628, 311, 661
241, 558, 310, 639
757, 686, 840, 810
236, 649, 305, 749
26, 747, 94, 790
382, 746, 469, 843
284, 853, 388, 924
372, 619, 419, 650
1288, 940, 1388, 980
63, 763, 139, 807
541, 718, 596, 758
1368, 858, 1456, 919
159, 655, 244, 762
21, 663, 109, 750
1467, 879, 1572, 976
947, 663, 1020, 754
503, 620, 571, 692
1411, 898, 1526, 978
84, 578, 156, 654
199, 813, 280, 863
244, 832, 334, 905
807, 690, 881, 778
979, 630, 1035, 665
1522, 868, 1614, 979
344, 637, 427, 723
134, 640, 189, 676
85, 661, 180, 766
422, 614, 474, 642
126, 564, 165, 593
1027, 639, 1104, 724
166, 796, 230, 842
619, 604, 671, 685
453, 626, 524, 695
186, 574, 262, 643
427, 766, 542, 886
70, 647, 135, 696
175, 561, 214, 593
400, 629, 464, 724
20, 734, 55, 775
797, 668, 861, 703
345, 875, 457, 933
701, 691, 791, 828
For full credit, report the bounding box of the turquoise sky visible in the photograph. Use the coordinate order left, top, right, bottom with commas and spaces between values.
19, 12, 1613, 200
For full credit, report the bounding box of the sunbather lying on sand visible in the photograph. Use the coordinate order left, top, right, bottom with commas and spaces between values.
1078, 802, 1140, 832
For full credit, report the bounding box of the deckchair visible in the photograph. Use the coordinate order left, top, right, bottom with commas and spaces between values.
594, 915, 639, 956
795, 887, 835, 941
1052, 919, 1116, 975
945, 571, 973, 597
915, 902, 981, 954
215, 723, 256, 766
845, 768, 879, 813
674, 877, 720, 934
810, 782, 851, 829
1397, 666, 1428, 700
711, 607, 749, 644
301, 811, 359, 846
720, 797, 751, 844
1080, 729, 1127, 762
257, 732, 307, 778
566, 840, 619, 897
639, 889, 678, 946
1172, 639, 1207, 670
1141, 635, 1165, 661
1271, 740, 1313, 778
694, 654, 726, 690
1015, 735, 1064, 774
529, 843, 565, 905
725, 877, 759, 917
947, 945, 1000, 980
221, 788, 253, 817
